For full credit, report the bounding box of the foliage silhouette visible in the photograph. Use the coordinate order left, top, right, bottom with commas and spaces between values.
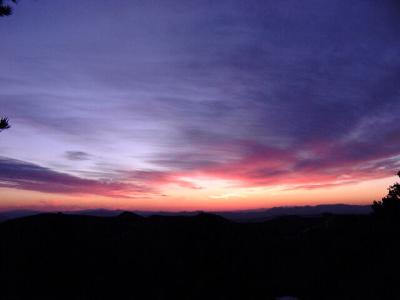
1, 212, 400, 299
0, 117, 10, 132
0, 0, 17, 17
372, 171, 400, 218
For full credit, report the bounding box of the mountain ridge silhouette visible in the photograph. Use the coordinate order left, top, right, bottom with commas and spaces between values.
1, 209, 398, 299
0, 203, 371, 223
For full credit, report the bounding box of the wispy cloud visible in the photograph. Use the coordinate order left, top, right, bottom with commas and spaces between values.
0, 157, 145, 197
64, 151, 91, 161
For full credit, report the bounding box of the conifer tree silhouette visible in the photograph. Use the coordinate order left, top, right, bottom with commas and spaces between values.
0, 117, 10, 132
0, 0, 17, 17
372, 171, 400, 218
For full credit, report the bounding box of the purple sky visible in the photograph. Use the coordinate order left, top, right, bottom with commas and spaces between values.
0, 0, 400, 211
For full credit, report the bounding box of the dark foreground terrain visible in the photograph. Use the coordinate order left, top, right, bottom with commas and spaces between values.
1, 212, 399, 300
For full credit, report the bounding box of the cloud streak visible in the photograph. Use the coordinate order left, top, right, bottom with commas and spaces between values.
65, 151, 91, 161
0, 157, 145, 197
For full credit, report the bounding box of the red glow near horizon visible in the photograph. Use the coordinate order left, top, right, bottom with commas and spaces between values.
0, 174, 395, 212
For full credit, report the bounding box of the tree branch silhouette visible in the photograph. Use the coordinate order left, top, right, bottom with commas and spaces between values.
372, 171, 400, 218
0, 0, 17, 17
0, 117, 10, 132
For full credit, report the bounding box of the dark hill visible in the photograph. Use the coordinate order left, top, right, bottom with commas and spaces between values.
1, 212, 399, 299
0, 204, 372, 223
117, 211, 144, 221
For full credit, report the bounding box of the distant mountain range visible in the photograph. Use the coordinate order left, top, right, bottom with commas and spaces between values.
0, 205, 394, 299
0, 204, 371, 223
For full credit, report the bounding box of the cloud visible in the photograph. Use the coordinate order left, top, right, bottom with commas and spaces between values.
0, 157, 145, 197
123, 170, 202, 190
146, 140, 400, 190
209, 193, 247, 199
64, 151, 91, 161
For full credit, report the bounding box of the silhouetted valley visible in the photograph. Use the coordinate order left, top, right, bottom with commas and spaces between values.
1, 211, 399, 299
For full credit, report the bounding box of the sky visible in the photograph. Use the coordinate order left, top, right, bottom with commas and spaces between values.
0, 0, 400, 212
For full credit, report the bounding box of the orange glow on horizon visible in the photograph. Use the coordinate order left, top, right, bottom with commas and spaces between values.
0, 176, 395, 212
